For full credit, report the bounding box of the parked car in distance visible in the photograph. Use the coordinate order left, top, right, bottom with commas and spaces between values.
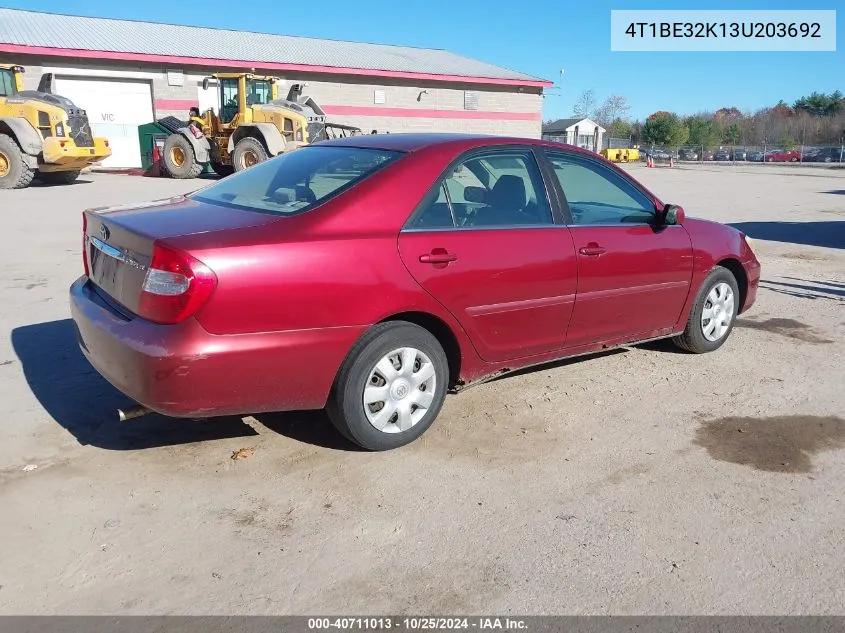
731, 149, 747, 161
766, 149, 801, 162
806, 147, 844, 163
678, 149, 698, 161
701, 150, 715, 161
643, 148, 670, 160
70, 134, 761, 451
746, 151, 764, 162
713, 149, 731, 161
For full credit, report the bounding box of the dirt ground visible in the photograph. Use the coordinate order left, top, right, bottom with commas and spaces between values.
0, 163, 843, 615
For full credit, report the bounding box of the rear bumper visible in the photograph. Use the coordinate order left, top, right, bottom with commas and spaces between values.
69, 277, 364, 417
41, 137, 111, 169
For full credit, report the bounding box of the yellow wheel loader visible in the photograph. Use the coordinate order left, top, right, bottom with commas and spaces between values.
0, 66, 111, 189
162, 73, 361, 179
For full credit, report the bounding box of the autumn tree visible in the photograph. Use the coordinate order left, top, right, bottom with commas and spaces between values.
643, 112, 689, 147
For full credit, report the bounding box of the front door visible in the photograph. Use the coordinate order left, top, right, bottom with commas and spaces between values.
543, 150, 694, 347
399, 148, 578, 363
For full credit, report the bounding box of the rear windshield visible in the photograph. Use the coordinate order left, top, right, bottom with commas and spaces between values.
191, 146, 404, 215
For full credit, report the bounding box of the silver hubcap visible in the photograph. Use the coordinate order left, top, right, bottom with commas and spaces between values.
363, 347, 437, 433
701, 282, 735, 341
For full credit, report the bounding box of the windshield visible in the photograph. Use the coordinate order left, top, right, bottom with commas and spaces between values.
191, 146, 404, 215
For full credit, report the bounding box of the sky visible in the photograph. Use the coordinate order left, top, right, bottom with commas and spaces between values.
5, 0, 843, 121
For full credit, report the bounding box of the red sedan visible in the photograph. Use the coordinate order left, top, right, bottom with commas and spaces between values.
765, 149, 802, 162
70, 134, 761, 450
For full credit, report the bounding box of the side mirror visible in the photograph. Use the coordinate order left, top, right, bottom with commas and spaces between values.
202, 77, 210, 91
661, 203, 685, 226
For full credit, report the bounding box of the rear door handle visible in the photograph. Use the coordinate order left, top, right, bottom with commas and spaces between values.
419, 251, 458, 264
578, 245, 606, 257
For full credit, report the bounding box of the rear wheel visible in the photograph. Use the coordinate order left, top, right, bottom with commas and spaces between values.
673, 266, 739, 354
38, 170, 81, 185
327, 322, 449, 451
0, 134, 35, 190
163, 134, 203, 179
232, 137, 268, 172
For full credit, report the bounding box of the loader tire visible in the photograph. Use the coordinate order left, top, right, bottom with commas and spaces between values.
38, 170, 81, 185
0, 134, 35, 190
232, 137, 268, 172
163, 134, 203, 179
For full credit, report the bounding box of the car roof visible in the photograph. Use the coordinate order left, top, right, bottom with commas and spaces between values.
312, 132, 593, 155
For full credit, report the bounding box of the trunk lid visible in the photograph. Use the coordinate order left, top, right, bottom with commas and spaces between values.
84, 196, 278, 315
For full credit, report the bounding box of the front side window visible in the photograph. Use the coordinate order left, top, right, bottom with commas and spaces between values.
191, 146, 403, 215
219, 78, 240, 123
547, 152, 656, 225
409, 150, 553, 229
247, 80, 272, 106
0, 69, 16, 96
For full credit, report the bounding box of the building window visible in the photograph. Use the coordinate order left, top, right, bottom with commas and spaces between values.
464, 91, 479, 110
374, 89, 385, 104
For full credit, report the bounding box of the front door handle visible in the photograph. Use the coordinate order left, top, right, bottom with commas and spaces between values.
578, 244, 606, 257
419, 249, 458, 265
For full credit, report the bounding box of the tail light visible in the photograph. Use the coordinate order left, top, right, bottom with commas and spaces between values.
82, 213, 89, 276
138, 243, 217, 324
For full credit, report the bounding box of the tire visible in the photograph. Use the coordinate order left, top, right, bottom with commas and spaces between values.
0, 133, 35, 190
790, 157, 798, 163
232, 137, 268, 172
673, 266, 740, 354
162, 134, 203, 179
327, 321, 449, 451
37, 170, 81, 185
211, 162, 234, 177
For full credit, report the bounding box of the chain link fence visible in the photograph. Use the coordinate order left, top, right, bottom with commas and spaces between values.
642, 142, 845, 165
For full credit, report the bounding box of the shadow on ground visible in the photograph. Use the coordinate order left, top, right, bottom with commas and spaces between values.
11, 319, 259, 451
31, 179, 93, 187
730, 221, 845, 249
822, 190, 845, 195
760, 278, 845, 301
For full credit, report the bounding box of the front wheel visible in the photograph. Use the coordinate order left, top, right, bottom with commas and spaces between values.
327, 322, 449, 451
673, 266, 740, 354
163, 134, 203, 179
0, 133, 35, 190
232, 137, 268, 172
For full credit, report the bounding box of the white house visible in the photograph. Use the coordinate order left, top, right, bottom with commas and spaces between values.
542, 117, 605, 152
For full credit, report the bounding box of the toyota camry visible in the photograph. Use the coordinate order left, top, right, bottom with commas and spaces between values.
70, 134, 761, 450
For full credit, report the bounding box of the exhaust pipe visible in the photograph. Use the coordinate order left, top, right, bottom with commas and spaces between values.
117, 405, 152, 422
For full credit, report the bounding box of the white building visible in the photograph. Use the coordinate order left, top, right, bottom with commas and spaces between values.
542, 118, 605, 152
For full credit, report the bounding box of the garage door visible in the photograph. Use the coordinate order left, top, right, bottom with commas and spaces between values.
55, 77, 154, 169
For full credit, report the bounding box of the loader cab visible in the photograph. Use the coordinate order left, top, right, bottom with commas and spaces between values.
210, 74, 277, 126
0, 65, 24, 96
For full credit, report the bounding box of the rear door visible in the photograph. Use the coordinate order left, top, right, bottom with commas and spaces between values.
542, 149, 693, 347
398, 148, 577, 363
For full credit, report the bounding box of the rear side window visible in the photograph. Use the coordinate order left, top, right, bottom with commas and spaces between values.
192, 146, 403, 215
408, 150, 553, 229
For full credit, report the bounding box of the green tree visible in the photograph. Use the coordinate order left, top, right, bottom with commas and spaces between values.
723, 123, 742, 145
607, 117, 632, 139
686, 116, 721, 149
643, 112, 689, 147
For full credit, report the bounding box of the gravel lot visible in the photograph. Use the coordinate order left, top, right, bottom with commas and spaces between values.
0, 164, 843, 615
